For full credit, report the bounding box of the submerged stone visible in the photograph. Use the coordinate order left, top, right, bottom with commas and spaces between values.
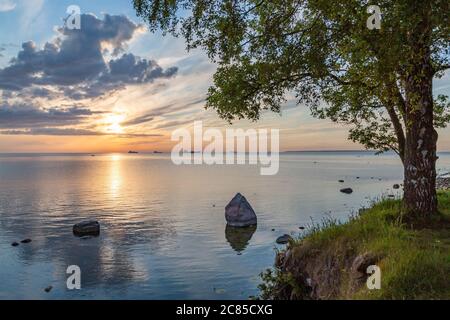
73, 221, 100, 237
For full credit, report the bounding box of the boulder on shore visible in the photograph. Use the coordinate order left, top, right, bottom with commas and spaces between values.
73, 221, 100, 237
393, 184, 400, 189
351, 252, 379, 279
225, 193, 257, 227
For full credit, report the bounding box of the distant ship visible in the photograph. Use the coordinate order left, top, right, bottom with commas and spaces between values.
153, 151, 163, 154
128, 151, 139, 154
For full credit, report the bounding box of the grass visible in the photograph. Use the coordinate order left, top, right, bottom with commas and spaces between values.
260, 191, 450, 300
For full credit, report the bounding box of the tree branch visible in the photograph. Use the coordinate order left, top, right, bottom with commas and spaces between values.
243, 0, 266, 15
384, 105, 405, 163
379, 78, 406, 162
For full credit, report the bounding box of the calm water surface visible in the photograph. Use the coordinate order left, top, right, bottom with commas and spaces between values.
1, 152, 449, 299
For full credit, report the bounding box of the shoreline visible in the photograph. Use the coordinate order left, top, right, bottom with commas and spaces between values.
259, 190, 450, 300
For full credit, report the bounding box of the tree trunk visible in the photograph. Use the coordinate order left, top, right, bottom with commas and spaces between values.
402, 0, 438, 220
403, 67, 438, 218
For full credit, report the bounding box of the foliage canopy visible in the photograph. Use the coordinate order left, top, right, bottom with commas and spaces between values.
134, 0, 450, 158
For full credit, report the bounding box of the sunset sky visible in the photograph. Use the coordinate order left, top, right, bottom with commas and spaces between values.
1, 0, 449, 153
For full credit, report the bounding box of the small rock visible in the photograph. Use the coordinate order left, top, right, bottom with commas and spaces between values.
351, 253, 379, 279
340, 188, 353, 194
11, 242, 19, 247
44, 286, 53, 293
393, 184, 400, 189
225, 193, 257, 227
276, 234, 292, 244
388, 194, 395, 198
356, 177, 360, 179
299, 226, 305, 230
73, 221, 100, 237
271, 228, 275, 232
21, 239, 32, 244
338, 180, 345, 183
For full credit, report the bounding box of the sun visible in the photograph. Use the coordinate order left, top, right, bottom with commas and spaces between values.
104, 114, 125, 134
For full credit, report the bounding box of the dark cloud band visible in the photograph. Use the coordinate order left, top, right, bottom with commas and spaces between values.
0, 14, 178, 99
0, 102, 101, 129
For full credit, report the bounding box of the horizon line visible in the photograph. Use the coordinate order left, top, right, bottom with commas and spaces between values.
1, 150, 450, 154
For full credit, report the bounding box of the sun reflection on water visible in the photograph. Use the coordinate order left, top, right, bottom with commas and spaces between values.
109, 154, 123, 197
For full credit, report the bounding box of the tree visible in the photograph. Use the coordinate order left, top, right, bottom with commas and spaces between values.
133, 0, 450, 220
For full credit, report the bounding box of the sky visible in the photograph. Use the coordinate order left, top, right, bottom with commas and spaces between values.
0, 0, 449, 153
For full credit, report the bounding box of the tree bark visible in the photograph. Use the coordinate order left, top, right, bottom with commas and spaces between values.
403, 63, 438, 218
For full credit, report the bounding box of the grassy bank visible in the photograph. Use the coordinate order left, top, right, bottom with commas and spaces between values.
260, 191, 450, 300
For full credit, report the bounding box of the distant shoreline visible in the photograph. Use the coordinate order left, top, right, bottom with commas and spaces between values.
1, 150, 450, 156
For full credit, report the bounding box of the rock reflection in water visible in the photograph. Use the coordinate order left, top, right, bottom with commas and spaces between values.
225, 224, 257, 253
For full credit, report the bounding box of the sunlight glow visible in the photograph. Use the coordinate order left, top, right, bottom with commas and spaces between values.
105, 114, 126, 134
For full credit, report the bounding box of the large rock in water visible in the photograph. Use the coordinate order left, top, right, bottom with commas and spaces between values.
225, 193, 257, 227
73, 221, 100, 237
